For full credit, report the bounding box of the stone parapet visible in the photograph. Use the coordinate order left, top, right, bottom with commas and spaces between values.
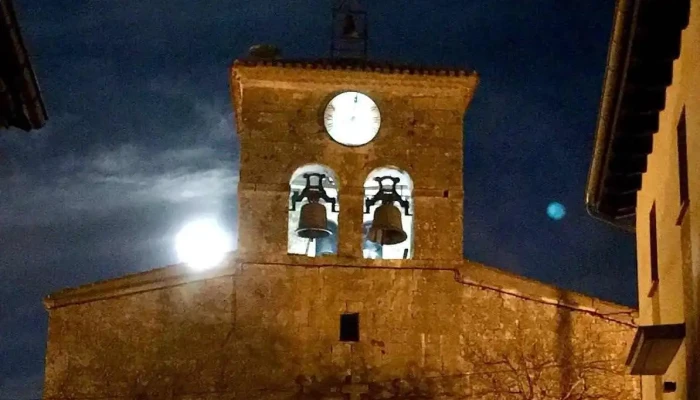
44, 253, 637, 327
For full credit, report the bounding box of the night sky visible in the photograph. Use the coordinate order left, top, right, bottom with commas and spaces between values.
0, 0, 636, 398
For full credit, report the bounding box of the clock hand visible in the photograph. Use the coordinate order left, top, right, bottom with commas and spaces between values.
351, 95, 359, 121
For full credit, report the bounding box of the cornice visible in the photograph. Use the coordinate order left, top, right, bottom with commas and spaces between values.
231, 60, 479, 93
44, 253, 636, 326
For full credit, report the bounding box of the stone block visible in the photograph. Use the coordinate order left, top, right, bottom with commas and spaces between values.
410, 96, 436, 110
237, 189, 288, 255
333, 194, 362, 258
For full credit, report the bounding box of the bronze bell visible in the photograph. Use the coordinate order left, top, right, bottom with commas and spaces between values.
368, 203, 407, 245
296, 202, 332, 239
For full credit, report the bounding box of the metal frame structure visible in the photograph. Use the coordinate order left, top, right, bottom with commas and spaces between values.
330, 0, 367, 59
290, 173, 338, 212
364, 176, 411, 216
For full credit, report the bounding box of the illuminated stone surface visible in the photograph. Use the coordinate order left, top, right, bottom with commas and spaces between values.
43, 256, 639, 400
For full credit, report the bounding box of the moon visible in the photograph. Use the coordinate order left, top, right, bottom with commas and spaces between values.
175, 219, 232, 271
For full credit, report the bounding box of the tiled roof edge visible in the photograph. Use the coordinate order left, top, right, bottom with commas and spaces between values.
232, 58, 477, 78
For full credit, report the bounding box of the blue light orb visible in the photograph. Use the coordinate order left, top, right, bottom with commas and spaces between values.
547, 202, 566, 220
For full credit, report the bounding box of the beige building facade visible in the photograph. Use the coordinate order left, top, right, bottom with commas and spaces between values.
587, 0, 698, 398
43, 58, 641, 399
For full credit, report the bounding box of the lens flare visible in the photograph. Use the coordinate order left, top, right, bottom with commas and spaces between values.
175, 219, 231, 271
547, 202, 566, 221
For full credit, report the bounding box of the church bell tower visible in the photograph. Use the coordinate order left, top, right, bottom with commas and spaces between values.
230, 3, 478, 262
230, 58, 478, 262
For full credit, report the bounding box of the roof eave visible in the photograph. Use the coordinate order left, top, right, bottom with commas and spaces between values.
0, 0, 48, 132
585, 0, 638, 232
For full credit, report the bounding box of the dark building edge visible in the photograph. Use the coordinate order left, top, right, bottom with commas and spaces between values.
0, 0, 47, 131
586, 0, 690, 231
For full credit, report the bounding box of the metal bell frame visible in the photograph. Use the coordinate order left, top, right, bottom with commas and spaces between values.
364, 176, 412, 216
289, 173, 338, 213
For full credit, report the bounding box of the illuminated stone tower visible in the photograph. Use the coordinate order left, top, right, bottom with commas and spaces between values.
232, 58, 477, 261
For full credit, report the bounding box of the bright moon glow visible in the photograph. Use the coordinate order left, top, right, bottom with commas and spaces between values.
176, 219, 231, 271
547, 202, 566, 220
324, 91, 380, 146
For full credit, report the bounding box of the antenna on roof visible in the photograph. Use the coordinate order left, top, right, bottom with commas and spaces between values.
331, 0, 367, 59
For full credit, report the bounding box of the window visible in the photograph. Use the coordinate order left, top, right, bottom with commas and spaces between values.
288, 164, 339, 257
649, 203, 659, 297
339, 313, 360, 342
362, 167, 414, 260
677, 108, 689, 220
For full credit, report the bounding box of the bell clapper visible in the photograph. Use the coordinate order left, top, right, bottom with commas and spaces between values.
305, 237, 313, 256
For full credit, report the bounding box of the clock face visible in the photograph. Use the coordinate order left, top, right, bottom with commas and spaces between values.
324, 92, 381, 146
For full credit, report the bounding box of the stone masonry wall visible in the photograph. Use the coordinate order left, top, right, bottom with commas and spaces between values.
44, 259, 639, 400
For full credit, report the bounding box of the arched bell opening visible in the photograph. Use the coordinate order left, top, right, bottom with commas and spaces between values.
288, 164, 339, 257
362, 167, 414, 260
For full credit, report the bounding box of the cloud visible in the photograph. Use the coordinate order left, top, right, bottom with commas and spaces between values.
0, 88, 240, 227
0, 143, 237, 227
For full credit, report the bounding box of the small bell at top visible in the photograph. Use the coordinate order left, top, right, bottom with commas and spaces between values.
342, 14, 360, 38
368, 203, 407, 245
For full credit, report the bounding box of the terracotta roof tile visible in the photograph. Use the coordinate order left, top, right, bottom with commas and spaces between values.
233, 58, 476, 77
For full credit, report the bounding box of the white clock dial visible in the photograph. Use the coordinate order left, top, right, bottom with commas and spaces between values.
324, 91, 380, 146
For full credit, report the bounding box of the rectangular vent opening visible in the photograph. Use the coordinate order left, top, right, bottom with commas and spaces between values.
339, 313, 359, 342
